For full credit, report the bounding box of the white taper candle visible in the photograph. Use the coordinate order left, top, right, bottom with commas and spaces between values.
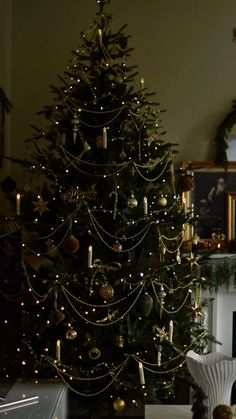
16, 193, 21, 215
88, 245, 93, 268
138, 362, 145, 385
169, 320, 173, 343
143, 196, 148, 216
56, 340, 61, 362
103, 127, 107, 149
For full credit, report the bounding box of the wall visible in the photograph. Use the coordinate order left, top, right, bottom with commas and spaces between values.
0, 0, 12, 163
1, 0, 236, 179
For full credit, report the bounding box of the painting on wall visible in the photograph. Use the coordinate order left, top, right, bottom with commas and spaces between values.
181, 161, 236, 240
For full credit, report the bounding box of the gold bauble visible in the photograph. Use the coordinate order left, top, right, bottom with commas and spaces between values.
61, 235, 80, 255
112, 241, 122, 252
212, 404, 233, 419
65, 328, 78, 340
127, 194, 138, 208
99, 284, 114, 300
88, 347, 101, 360
156, 196, 167, 207
113, 397, 125, 412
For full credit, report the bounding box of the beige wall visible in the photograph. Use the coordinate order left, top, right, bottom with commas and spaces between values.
2, 0, 236, 183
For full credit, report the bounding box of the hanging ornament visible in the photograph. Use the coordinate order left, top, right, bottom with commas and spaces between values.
65, 327, 78, 340
99, 284, 114, 300
158, 284, 166, 302
212, 405, 233, 419
158, 242, 166, 263
48, 288, 65, 326
185, 252, 201, 270
120, 120, 133, 135
47, 240, 59, 258
176, 248, 181, 264
127, 193, 138, 208
152, 325, 168, 342
61, 235, 80, 255
112, 241, 122, 252
48, 309, 65, 326
33, 196, 49, 216
109, 190, 118, 220
126, 138, 135, 151
157, 345, 162, 366
96, 309, 119, 324
95, 134, 103, 149
189, 305, 203, 319
155, 195, 167, 208
62, 186, 96, 203
178, 173, 194, 192
88, 347, 101, 360
139, 293, 153, 318
97, 28, 103, 46
71, 113, 80, 144
120, 139, 126, 160
158, 284, 166, 318
116, 335, 125, 348
77, 140, 91, 160
113, 398, 126, 412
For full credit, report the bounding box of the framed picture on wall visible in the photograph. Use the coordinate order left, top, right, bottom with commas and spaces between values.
227, 192, 236, 241
181, 160, 236, 240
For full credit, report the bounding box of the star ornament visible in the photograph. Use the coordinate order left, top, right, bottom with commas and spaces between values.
186, 252, 201, 270
33, 197, 49, 216
152, 325, 169, 342
189, 305, 203, 319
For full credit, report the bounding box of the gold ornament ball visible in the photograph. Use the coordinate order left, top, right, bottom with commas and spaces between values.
61, 235, 80, 255
113, 397, 125, 412
112, 241, 122, 252
65, 328, 78, 340
88, 347, 101, 360
127, 194, 138, 208
212, 404, 233, 419
156, 196, 167, 207
99, 284, 114, 300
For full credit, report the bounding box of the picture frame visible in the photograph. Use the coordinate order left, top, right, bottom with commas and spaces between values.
227, 192, 236, 241
181, 160, 236, 241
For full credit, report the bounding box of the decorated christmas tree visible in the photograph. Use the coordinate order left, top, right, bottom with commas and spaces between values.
1, 0, 212, 417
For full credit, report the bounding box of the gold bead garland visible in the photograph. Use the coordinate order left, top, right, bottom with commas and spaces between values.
61, 281, 145, 326
47, 356, 130, 397
60, 146, 173, 183
88, 209, 153, 253
151, 280, 191, 315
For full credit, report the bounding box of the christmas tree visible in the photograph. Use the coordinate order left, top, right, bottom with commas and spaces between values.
1, 0, 212, 417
